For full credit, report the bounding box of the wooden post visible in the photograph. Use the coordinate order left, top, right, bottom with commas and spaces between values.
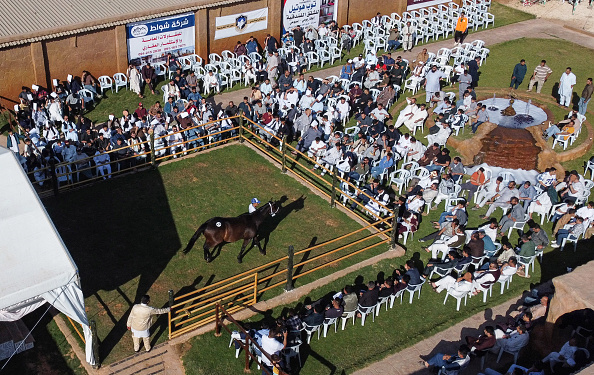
244, 335, 251, 373
214, 302, 221, 337
253, 273, 258, 304
90, 320, 100, 369
150, 131, 156, 168
285, 245, 294, 292
49, 156, 58, 197
281, 135, 287, 173
238, 110, 244, 143
390, 214, 397, 248
330, 168, 338, 208
168, 290, 173, 339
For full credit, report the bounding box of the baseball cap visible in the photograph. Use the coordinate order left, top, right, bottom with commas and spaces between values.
252, 198, 260, 204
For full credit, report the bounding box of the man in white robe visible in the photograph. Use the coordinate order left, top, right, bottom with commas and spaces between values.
558, 67, 576, 108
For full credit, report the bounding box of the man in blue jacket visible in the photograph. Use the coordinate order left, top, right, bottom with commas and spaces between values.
510, 59, 528, 90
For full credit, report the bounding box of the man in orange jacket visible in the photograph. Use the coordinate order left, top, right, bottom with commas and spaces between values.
454, 11, 469, 46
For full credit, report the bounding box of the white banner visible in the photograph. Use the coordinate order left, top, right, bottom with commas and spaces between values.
127, 13, 195, 65
283, 0, 321, 32
407, 0, 450, 10
214, 8, 268, 40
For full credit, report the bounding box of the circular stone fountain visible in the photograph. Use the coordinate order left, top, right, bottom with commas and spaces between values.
477, 97, 548, 170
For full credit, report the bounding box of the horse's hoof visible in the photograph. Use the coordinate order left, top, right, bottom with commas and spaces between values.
260, 250, 266, 256
206, 258, 213, 263
237, 257, 243, 264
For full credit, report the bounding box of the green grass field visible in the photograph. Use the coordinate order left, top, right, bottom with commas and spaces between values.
42, 144, 387, 365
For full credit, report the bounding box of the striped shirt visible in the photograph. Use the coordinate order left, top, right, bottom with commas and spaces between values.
533, 64, 553, 80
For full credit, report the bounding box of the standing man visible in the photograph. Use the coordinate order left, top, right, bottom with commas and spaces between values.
424, 65, 445, 104
468, 56, 481, 88
454, 11, 469, 46
141, 63, 157, 96
558, 67, 577, 109
267, 52, 279, 86
127, 295, 170, 352
527, 60, 553, 94
578, 78, 593, 115
458, 69, 473, 100
401, 21, 415, 53
509, 59, 527, 90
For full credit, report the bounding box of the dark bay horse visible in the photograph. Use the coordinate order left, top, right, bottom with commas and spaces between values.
182, 201, 279, 263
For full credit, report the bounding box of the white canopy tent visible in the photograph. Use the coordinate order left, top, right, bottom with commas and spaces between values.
0, 147, 95, 366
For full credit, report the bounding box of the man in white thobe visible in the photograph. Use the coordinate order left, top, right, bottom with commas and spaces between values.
558, 67, 577, 108
424, 66, 446, 103
395, 97, 418, 128
404, 104, 428, 132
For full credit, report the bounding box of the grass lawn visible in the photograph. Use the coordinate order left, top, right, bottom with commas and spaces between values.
179, 195, 594, 375
42, 144, 387, 365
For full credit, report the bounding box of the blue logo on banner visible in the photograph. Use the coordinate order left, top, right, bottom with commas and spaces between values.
236, 15, 247, 30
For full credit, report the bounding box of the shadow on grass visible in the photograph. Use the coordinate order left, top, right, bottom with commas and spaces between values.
43, 168, 181, 362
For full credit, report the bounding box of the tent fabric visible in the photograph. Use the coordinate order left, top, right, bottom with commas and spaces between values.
0, 300, 44, 321
42, 281, 95, 365
0, 147, 94, 365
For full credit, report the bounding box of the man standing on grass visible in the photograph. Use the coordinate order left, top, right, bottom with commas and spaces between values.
510, 59, 527, 90
527, 60, 553, 94
127, 295, 170, 352
578, 78, 593, 115
558, 67, 576, 109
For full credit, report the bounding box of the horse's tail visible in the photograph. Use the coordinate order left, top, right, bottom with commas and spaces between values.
182, 222, 208, 254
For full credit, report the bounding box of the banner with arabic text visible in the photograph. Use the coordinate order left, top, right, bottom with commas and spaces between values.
214, 8, 268, 40
127, 13, 195, 66
283, 0, 321, 32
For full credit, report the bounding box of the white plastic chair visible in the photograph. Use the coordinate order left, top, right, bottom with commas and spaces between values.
322, 317, 338, 337
113, 73, 128, 93
443, 287, 470, 311
497, 273, 513, 294
507, 214, 529, 238
402, 278, 426, 304
389, 169, 411, 195
306, 51, 320, 70
301, 322, 321, 344
356, 303, 377, 326
319, 49, 332, 68
98, 75, 113, 94
517, 254, 537, 277
341, 310, 356, 330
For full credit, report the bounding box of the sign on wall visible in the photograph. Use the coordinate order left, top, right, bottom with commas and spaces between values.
407, 0, 450, 10
214, 8, 269, 40
127, 13, 195, 66
282, 0, 337, 33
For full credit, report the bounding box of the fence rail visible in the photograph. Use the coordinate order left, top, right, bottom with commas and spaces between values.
168, 215, 392, 338
19, 112, 398, 340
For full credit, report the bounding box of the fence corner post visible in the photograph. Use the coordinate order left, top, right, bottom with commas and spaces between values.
389, 214, 398, 251
285, 245, 294, 292
90, 320, 100, 369
150, 131, 156, 168
168, 290, 174, 339
214, 302, 221, 337
238, 109, 244, 143
330, 168, 338, 208
244, 335, 251, 373
48, 156, 58, 197
281, 135, 287, 173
